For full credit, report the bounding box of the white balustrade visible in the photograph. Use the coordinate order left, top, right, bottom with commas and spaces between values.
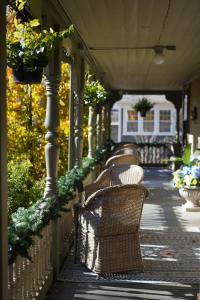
8, 165, 100, 300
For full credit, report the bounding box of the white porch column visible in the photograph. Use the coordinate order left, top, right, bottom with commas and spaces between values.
101, 105, 106, 144
96, 106, 102, 149
107, 104, 111, 140
74, 58, 85, 167
0, 1, 8, 299
104, 104, 109, 142
44, 26, 61, 198
88, 106, 96, 158
68, 59, 75, 170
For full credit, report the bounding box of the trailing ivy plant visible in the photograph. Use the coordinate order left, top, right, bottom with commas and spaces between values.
8, 140, 115, 264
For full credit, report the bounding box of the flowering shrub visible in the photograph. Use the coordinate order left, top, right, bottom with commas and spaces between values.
173, 165, 200, 189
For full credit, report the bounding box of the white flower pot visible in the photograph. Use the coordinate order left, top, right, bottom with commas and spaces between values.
179, 187, 200, 212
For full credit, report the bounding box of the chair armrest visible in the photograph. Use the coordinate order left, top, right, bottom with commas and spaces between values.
84, 182, 101, 199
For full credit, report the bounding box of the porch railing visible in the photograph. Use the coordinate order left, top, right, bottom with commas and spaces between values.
136, 143, 174, 166
8, 166, 100, 300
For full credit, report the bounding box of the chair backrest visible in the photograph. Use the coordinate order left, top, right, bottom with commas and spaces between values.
114, 143, 137, 151
121, 143, 137, 149
105, 154, 140, 168
109, 164, 144, 185
84, 184, 149, 236
113, 147, 138, 156
84, 170, 110, 199
84, 164, 143, 199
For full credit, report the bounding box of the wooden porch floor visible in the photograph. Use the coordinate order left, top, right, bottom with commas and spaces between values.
45, 168, 200, 300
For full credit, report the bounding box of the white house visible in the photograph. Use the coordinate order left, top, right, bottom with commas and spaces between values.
111, 95, 177, 143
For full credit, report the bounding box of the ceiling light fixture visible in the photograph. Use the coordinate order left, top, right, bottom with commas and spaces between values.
153, 46, 165, 65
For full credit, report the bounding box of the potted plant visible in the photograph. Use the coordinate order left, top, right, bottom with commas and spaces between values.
172, 144, 200, 211
7, 18, 73, 84
134, 97, 154, 117
83, 76, 108, 112
83, 76, 108, 158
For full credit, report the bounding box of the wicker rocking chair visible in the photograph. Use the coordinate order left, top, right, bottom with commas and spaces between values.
84, 164, 144, 199
105, 154, 140, 168
77, 184, 149, 274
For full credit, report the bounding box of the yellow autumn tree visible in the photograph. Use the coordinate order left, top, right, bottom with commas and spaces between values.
7, 63, 70, 179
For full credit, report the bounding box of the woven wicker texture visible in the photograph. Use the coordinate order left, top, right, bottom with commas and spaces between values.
79, 184, 149, 274
105, 154, 140, 168
113, 147, 139, 156
114, 143, 138, 150
109, 143, 138, 157
84, 164, 144, 199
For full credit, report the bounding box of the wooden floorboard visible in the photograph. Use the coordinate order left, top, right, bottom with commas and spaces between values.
45, 282, 199, 300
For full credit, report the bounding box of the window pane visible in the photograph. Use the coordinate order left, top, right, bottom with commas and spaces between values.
159, 110, 171, 132
127, 122, 138, 132
128, 110, 138, 121
143, 111, 154, 132
143, 122, 154, 132
111, 109, 119, 123
160, 122, 171, 132
144, 111, 154, 121
160, 110, 170, 121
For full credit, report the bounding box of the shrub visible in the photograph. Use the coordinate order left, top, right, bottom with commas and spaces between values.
8, 160, 44, 214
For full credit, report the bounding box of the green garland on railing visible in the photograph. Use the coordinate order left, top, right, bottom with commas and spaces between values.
8, 140, 115, 264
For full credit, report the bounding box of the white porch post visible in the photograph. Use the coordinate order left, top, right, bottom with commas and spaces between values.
0, 1, 8, 299
44, 26, 61, 198
88, 106, 96, 158
107, 104, 111, 140
96, 106, 102, 149
101, 105, 106, 144
104, 104, 109, 142
68, 58, 75, 170
74, 58, 85, 167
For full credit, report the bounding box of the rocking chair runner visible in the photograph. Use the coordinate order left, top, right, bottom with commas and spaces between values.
76, 184, 149, 274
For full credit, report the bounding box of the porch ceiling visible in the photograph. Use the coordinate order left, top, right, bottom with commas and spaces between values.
58, 0, 200, 91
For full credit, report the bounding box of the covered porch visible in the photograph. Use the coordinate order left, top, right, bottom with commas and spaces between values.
1, 1, 200, 299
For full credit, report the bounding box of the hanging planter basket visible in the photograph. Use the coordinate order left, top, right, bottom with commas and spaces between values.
134, 98, 154, 118
140, 110, 147, 117
12, 67, 43, 84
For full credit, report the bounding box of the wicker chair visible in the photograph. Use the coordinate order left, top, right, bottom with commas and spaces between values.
85, 164, 144, 199
113, 147, 139, 156
114, 143, 137, 150
110, 143, 138, 156
77, 184, 149, 274
105, 154, 140, 168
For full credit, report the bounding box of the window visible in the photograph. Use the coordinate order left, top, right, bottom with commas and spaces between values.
143, 111, 154, 132
127, 110, 138, 132
111, 109, 119, 123
159, 110, 171, 132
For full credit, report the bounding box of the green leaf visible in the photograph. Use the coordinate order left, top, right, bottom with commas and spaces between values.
30, 19, 40, 28
182, 144, 191, 166
169, 156, 183, 162
17, 0, 26, 11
